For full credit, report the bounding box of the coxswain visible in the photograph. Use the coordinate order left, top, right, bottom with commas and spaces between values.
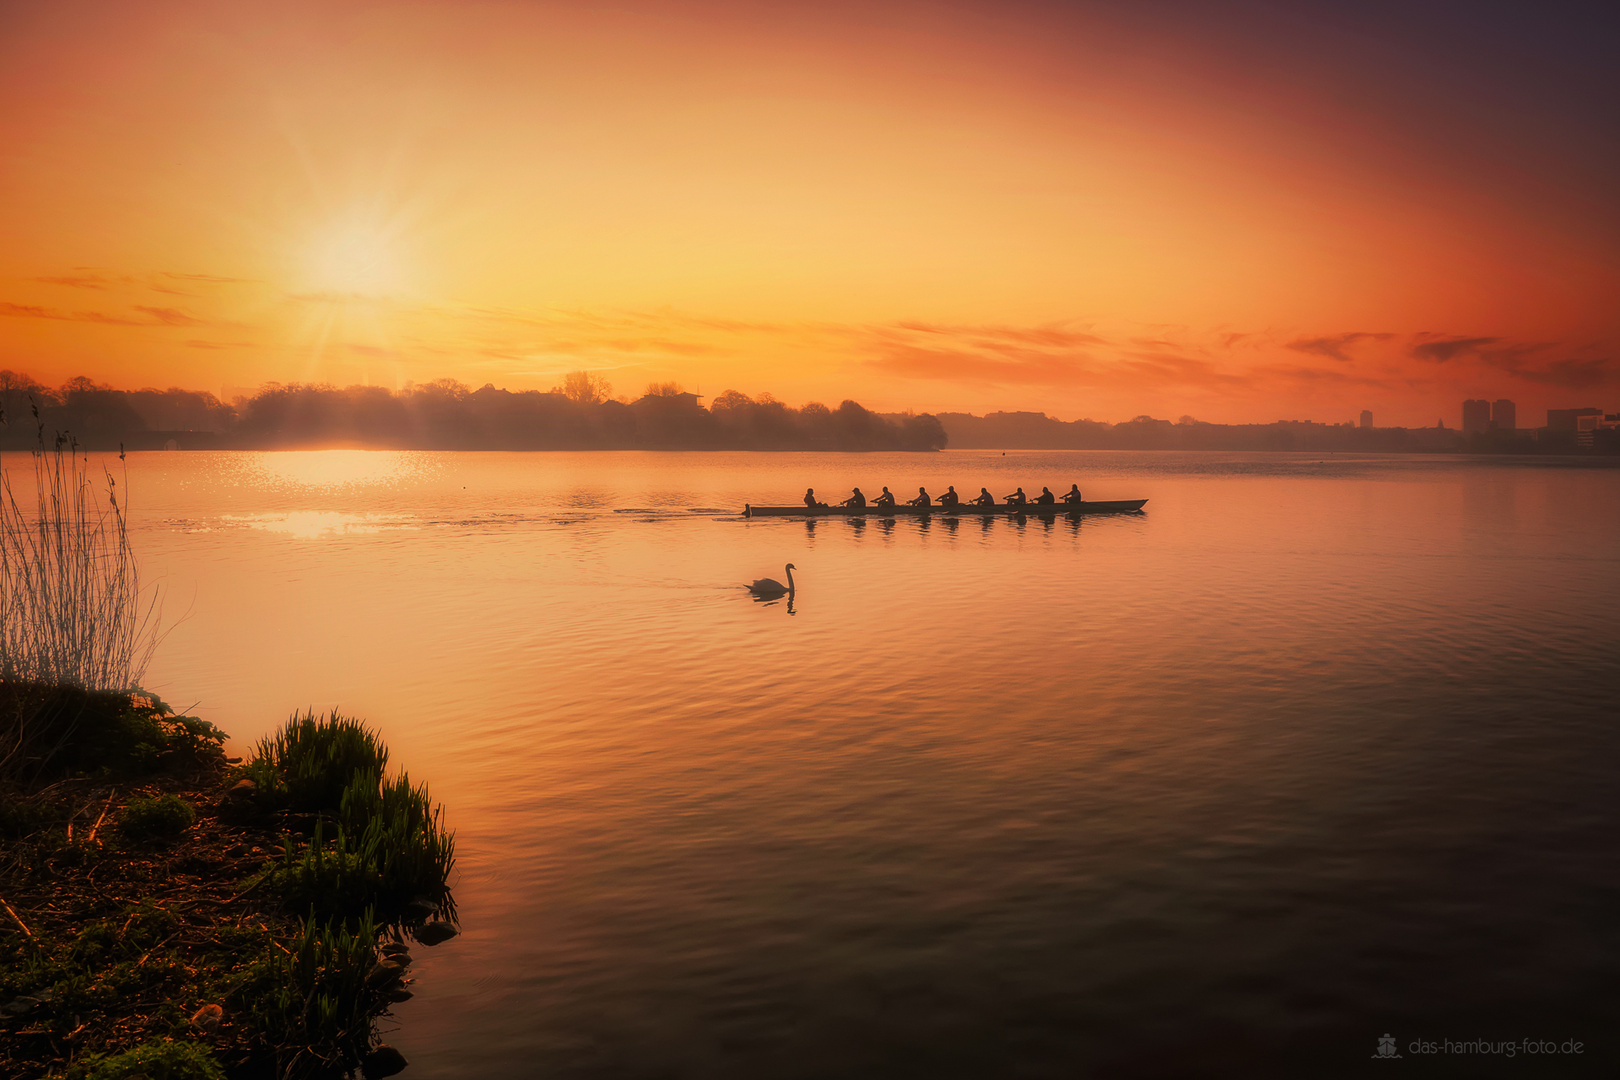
842, 487, 867, 509
938, 485, 960, 508
970, 487, 995, 506
804, 488, 827, 509
1033, 486, 1055, 506
1004, 487, 1028, 507
1060, 484, 1082, 506
907, 486, 931, 508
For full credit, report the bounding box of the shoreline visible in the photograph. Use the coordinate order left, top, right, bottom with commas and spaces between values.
0, 694, 456, 1080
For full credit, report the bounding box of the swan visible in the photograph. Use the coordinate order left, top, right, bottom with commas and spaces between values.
748, 563, 796, 598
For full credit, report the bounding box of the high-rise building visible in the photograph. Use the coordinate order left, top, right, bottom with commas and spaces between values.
1491, 399, 1515, 431
1462, 399, 1491, 434
1359, 410, 1373, 429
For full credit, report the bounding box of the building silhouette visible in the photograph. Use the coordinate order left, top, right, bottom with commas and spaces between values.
1359, 410, 1373, 429
1462, 399, 1491, 434
1491, 399, 1515, 431
1547, 407, 1602, 430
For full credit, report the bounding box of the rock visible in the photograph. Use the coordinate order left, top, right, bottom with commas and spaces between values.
362, 1044, 409, 1079
365, 960, 405, 989
402, 897, 439, 920
2, 996, 39, 1017
380, 941, 412, 958
226, 778, 257, 799
385, 987, 415, 1003
413, 920, 458, 946
190, 1003, 224, 1033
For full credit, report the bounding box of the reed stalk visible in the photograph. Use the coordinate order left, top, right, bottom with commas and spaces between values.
1, 410, 163, 777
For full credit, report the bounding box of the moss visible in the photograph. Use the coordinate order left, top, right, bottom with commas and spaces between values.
72, 1039, 224, 1080
117, 795, 197, 839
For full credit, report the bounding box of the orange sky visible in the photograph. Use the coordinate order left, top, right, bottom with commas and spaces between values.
2, 0, 1616, 426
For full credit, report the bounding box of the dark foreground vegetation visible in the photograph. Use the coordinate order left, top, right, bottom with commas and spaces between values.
0, 692, 457, 1079
0, 371, 947, 451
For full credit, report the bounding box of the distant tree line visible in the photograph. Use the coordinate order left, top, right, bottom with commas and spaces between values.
3, 370, 1611, 454
0, 371, 947, 452
936, 411, 1619, 455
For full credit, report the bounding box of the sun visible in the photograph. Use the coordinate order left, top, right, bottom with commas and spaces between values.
305, 218, 409, 296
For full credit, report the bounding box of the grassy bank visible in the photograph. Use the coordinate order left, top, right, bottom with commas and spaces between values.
0, 697, 458, 1080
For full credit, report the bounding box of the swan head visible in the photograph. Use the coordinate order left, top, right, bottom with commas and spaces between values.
785, 563, 797, 570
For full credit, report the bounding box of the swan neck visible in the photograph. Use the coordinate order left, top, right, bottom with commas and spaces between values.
785, 565, 795, 592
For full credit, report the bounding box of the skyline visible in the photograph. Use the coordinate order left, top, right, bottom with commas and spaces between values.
3, 0, 1617, 426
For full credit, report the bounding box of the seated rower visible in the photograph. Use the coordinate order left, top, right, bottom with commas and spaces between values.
969, 487, 995, 506
842, 487, 867, 509
1004, 487, 1028, 507
1033, 486, 1055, 506
907, 486, 931, 508
1060, 484, 1083, 505
873, 485, 897, 509
804, 487, 828, 509
938, 485, 960, 508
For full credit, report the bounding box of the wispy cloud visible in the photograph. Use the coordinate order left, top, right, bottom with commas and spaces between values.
1286, 332, 1394, 363
133, 306, 206, 326
32, 274, 118, 290
0, 301, 144, 325
1410, 335, 1498, 362
161, 272, 255, 284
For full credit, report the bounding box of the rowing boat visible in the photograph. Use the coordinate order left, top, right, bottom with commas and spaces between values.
742, 499, 1147, 517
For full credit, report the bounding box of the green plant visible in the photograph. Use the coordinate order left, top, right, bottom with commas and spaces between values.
74, 1039, 223, 1080
264, 768, 455, 921
252, 711, 388, 813
117, 794, 197, 839
247, 910, 381, 1078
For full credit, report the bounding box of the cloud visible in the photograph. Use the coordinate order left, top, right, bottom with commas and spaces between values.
1259, 365, 1391, 389
1508, 357, 1616, 389
0, 301, 144, 325
1410, 335, 1497, 362
1220, 332, 1251, 348
868, 342, 1092, 385
161, 272, 255, 283
1286, 332, 1394, 363
133, 306, 206, 326
32, 274, 116, 290
893, 320, 1108, 349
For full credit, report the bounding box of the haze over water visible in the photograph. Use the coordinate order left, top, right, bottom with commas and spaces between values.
98, 450, 1620, 1075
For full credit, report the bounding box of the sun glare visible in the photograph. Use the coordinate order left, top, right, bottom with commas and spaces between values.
306, 219, 408, 296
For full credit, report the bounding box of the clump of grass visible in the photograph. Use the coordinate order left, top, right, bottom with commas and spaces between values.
73, 1039, 224, 1080
117, 794, 196, 839
249, 910, 382, 1078
0, 422, 162, 692
265, 769, 455, 922
251, 710, 388, 813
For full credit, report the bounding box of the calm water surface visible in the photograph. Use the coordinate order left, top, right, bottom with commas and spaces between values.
97, 452, 1620, 1075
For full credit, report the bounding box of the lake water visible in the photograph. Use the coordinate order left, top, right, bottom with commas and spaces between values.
46, 450, 1620, 1075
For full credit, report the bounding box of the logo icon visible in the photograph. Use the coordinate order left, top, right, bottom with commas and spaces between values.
1372, 1034, 1402, 1060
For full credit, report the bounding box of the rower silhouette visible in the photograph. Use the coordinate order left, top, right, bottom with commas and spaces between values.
842, 487, 867, 509
907, 486, 931, 508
